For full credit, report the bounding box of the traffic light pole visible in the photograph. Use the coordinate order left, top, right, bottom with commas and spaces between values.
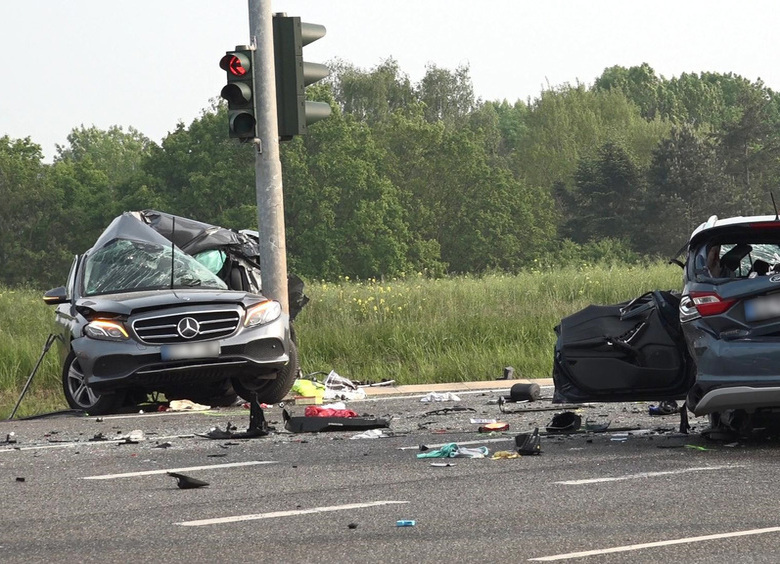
248, 0, 289, 314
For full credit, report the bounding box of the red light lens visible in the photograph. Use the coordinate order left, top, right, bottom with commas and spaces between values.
690, 291, 737, 316
226, 55, 247, 77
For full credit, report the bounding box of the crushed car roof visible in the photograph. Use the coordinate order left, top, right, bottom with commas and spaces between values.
134, 209, 261, 259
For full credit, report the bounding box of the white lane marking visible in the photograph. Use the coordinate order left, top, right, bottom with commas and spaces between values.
0, 434, 194, 454
176, 500, 409, 527
529, 525, 780, 561
556, 465, 739, 485
83, 460, 274, 480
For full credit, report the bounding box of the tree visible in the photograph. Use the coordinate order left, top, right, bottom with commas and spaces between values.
0, 136, 71, 287
327, 58, 416, 125
713, 81, 780, 213
417, 63, 476, 124
641, 125, 739, 256
566, 141, 646, 248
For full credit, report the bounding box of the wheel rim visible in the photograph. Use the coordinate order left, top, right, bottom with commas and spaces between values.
66, 360, 101, 409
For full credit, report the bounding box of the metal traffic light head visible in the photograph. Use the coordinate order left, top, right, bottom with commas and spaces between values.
219, 47, 257, 140
273, 15, 332, 141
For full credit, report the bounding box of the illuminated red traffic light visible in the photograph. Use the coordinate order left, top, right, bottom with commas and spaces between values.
220, 54, 248, 77
219, 48, 256, 140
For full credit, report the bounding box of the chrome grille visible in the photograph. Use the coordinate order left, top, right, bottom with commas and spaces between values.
132, 308, 241, 344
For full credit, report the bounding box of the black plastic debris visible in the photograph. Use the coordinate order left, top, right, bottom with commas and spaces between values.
153, 442, 173, 449
197, 394, 273, 439
649, 400, 679, 416
546, 412, 582, 433
168, 472, 209, 489
423, 406, 476, 417
515, 428, 542, 455
199, 423, 237, 440
348, 523, 359, 529
283, 409, 389, 433
506, 383, 541, 402
15, 477, 25, 482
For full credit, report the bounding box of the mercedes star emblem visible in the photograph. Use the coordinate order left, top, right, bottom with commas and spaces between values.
177, 317, 200, 339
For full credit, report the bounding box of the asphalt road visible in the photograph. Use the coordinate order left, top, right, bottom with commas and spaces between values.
2, 386, 780, 563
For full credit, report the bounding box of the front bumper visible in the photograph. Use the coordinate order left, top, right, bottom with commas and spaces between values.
72, 314, 290, 392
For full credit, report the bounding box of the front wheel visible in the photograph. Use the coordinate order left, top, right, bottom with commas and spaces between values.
232, 342, 299, 404
62, 352, 124, 415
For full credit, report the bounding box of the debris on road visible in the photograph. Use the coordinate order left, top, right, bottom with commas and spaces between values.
117, 429, 145, 444
396, 520, 416, 527
478, 422, 509, 433
420, 392, 461, 402
423, 406, 476, 417
350, 429, 389, 439
304, 406, 358, 418
491, 450, 521, 459
416, 443, 489, 458
515, 428, 542, 455
505, 382, 541, 402
198, 422, 238, 439
323, 370, 366, 401
546, 412, 582, 433
167, 400, 211, 412
283, 409, 389, 433
168, 472, 209, 489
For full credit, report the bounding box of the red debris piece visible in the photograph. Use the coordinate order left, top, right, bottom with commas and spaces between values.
304, 406, 358, 418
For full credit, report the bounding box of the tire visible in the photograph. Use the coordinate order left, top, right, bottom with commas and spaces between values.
232, 342, 299, 404
62, 352, 125, 415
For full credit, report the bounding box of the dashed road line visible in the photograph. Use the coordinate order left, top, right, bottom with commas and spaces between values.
555, 464, 739, 485
82, 460, 275, 480
176, 500, 409, 526
529, 525, 780, 561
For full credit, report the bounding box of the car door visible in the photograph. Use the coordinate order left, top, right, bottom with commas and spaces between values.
54, 255, 82, 353
552, 290, 694, 403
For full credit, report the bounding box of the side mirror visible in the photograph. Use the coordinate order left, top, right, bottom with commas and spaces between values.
43, 286, 68, 305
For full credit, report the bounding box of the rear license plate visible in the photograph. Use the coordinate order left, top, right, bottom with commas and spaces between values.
744, 295, 780, 322
160, 341, 220, 361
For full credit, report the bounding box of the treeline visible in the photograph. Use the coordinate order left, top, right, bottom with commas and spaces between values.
2, 61, 779, 288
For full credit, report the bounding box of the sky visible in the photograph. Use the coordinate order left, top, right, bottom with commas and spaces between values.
2, 0, 779, 161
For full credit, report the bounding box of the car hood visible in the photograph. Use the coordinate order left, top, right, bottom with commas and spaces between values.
75, 289, 255, 316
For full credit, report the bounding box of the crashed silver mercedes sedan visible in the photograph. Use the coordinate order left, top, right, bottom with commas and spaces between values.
43, 210, 306, 415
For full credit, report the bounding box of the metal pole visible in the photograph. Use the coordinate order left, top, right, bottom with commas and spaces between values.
248, 0, 289, 313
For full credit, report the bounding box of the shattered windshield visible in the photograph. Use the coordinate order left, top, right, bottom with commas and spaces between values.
82, 239, 228, 296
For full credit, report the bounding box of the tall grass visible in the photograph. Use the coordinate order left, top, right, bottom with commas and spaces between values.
0, 262, 681, 417
0, 286, 65, 417
294, 262, 681, 384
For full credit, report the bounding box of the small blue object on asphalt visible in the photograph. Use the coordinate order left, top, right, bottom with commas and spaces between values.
396, 520, 416, 527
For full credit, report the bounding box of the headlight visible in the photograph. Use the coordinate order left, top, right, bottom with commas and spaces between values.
245, 300, 282, 327
84, 320, 129, 341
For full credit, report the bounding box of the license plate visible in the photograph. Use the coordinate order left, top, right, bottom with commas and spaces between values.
160, 341, 220, 361
744, 294, 780, 322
